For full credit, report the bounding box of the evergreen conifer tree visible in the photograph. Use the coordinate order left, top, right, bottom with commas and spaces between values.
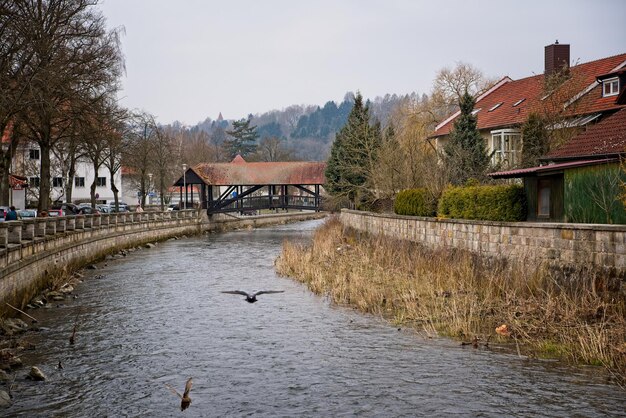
224, 118, 259, 158
444, 91, 490, 185
325, 92, 382, 208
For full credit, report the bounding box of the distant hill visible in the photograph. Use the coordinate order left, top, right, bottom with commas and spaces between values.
168, 91, 422, 161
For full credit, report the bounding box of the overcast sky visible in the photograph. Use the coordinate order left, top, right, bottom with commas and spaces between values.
99, 0, 626, 125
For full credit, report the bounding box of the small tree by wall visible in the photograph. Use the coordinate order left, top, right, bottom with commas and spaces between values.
521, 113, 549, 168
443, 91, 490, 185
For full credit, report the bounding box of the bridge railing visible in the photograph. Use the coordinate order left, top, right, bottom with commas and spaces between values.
209, 194, 319, 214
0, 209, 199, 255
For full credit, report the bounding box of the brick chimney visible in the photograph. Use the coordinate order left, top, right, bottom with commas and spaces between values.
545, 40, 570, 76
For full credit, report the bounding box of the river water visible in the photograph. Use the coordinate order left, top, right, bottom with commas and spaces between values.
6, 219, 626, 417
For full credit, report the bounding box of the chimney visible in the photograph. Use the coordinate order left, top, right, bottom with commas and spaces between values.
545, 40, 570, 76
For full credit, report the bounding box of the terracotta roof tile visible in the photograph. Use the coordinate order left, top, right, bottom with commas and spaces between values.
544, 107, 626, 160
434, 53, 626, 136
489, 158, 618, 179
193, 161, 326, 186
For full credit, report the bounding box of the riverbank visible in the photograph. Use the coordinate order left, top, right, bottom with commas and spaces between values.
275, 216, 626, 384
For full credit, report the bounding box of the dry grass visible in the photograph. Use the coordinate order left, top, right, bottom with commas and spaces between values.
276, 216, 626, 381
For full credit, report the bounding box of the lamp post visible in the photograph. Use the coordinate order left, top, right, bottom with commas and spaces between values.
182, 163, 187, 210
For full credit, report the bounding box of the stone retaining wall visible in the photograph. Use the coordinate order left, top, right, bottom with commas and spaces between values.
340, 209, 626, 275
0, 210, 326, 316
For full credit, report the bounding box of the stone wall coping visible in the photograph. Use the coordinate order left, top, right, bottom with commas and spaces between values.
341, 209, 626, 232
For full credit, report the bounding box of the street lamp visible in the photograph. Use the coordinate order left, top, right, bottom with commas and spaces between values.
182, 163, 187, 210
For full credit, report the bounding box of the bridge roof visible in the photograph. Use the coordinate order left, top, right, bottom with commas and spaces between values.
175, 156, 327, 186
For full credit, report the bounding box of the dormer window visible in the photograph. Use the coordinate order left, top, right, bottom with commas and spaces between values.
488, 102, 503, 112
602, 77, 619, 97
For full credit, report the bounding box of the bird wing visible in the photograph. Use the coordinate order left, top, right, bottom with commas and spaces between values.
183, 378, 193, 397
253, 290, 285, 296
221, 290, 250, 297
165, 384, 182, 399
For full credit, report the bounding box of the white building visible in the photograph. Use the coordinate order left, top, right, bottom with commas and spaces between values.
13, 142, 122, 207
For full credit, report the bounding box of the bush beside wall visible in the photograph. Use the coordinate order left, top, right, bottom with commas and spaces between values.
438, 184, 527, 221
394, 188, 437, 217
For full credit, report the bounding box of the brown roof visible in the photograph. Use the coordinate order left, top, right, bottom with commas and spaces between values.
489, 158, 619, 179
192, 157, 326, 186
544, 108, 626, 160
434, 53, 626, 137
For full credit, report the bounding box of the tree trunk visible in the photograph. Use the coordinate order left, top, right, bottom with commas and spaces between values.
0, 151, 12, 206
39, 141, 52, 211
109, 170, 118, 207
90, 160, 98, 207
65, 156, 76, 203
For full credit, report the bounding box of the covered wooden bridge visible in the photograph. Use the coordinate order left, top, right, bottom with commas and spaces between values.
173, 155, 326, 215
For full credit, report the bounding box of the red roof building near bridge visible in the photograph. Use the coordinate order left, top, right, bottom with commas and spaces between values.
191, 156, 326, 186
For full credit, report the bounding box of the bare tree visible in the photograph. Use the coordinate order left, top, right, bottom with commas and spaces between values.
0, 0, 42, 205
249, 137, 296, 162
18, 0, 124, 211
124, 111, 157, 208
428, 62, 499, 126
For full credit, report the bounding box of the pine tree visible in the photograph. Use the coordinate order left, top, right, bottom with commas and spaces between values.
444, 91, 490, 185
521, 112, 549, 168
224, 118, 259, 158
325, 92, 382, 208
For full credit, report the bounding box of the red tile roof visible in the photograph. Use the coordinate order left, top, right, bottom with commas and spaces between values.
544, 107, 626, 160
489, 158, 619, 179
193, 159, 326, 186
434, 53, 626, 137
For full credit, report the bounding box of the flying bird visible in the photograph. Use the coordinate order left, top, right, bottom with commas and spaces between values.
221, 290, 285, 303
166, 377, 193, 411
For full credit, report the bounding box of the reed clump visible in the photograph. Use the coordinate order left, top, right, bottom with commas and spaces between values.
276, 216, 626, 381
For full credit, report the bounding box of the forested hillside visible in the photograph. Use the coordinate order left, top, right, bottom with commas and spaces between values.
166, 91, 421, 162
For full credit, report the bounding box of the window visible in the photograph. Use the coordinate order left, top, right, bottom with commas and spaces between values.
512, 98, 525, 107
490, 129, 521, 167
75, 177, 85, 187
488, 102, 503, 112
471, 108, 481, 116
602, 77, 619, 97
29, 177, 40, 187
29, 149, 40, 160
52, 177, 63, 187
537, 179, 551, 217
96, 177, 106, 187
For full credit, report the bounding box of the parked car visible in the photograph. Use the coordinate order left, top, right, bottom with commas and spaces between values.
108, 202, 129, 212
167, 204, 179, 211
0, 206, 9, 222
96, 204, 110, 213
78, 206, 100, 215
18, 209, 37, 218
50, 202, 80, 216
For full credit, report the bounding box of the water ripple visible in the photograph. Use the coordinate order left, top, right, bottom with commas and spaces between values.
7, 220, 626, 417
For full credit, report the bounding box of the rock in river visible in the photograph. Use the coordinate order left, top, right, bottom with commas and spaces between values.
28, 366, 46, 381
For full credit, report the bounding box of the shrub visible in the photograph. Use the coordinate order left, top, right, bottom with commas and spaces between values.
438, 184, 527, 221
394, 188, 437, 217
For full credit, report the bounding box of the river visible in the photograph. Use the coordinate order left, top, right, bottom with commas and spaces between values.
6, 219, 626, 417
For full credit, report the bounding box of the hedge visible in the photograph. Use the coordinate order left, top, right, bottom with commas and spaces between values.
394, 188, 437, 217
438, 184, 527, 221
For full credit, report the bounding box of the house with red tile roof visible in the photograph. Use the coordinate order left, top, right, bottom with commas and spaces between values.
432, 42, 626, 169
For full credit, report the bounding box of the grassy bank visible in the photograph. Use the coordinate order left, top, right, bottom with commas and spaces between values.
275, 217, 626, 382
